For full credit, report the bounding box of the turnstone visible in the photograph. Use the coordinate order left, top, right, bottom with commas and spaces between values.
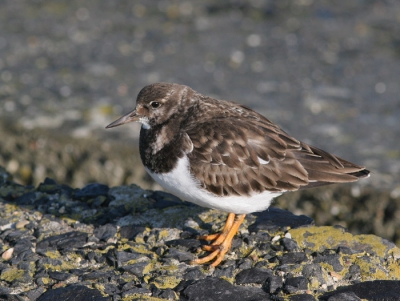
106, 82, 370, 267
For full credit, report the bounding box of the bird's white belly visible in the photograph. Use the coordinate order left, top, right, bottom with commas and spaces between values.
145, 156, 282, 214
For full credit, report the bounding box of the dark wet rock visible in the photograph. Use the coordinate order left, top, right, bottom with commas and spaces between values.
25, 287, 45, 301
164, 247, 194, 262
121, 262, 149, 277
284, 277, 308, 293
325, 292, 361, 301
214, 265, 234, 278
120, 282, 140, 292
175, 279, 196, 293
321, 280, 400, 300
237, 258, 253, 270
235, 268, 272, 285
165, 238, 202, 250
4, 230, 34, 244
37, 285, 111, 301
116, 251, 144, 266
302, 264, 326, 285
313, 253, 343, 272
0, 287, 11, 294
48, 271, 71, 281
36, 257, 63, 269
281, 237, 300, 251
89, 206, 129, 225
249, 208, 314, 232
103, 283, 120, 295
183, 267, 206, 281
336, 246, 360, 255
265, 275, 283, 294
14, 192, 37, 205
290, 294, 316, 301
182, 277, 271, 301
0, 294, 25, 301
93, 224, 117, 241
74, 183, 109, 200
150, 191, 187, 209
13, 239, 34, 255
347, 264, 361, 279
119, 225, 146, 240
278, 252, 307, 264
36, 231, 88, 251
121, 287, 151, 298
81, 271, 115, 281
159, 288, 177, 300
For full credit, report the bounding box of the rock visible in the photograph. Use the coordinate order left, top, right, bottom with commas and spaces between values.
121, 287, 151, 298
278, 252, 307, 264
325, 292, 361, 301
93, 224, 117, 241
158, 288, 177, 300
119, 225, 146, 240
284, 277, 308, 293
290, 294, 316, 301
281, 237, 300, 251
48, 271, 71, 281
164, 247, 194, 262
165, 238, 202, 250
150, 191, 186, 209
37, 285, 111, 301
214, 265, 234, 278
116, 251, 145, 266
183, 267, 206, 281
321, 280, 400, 300
235, 268, 272, 285
103, 284, 120, 295
14, 192, 37, 205
249, 208, 314, 232
25, 287, 45, 301
36, 231, 88, 251
2, 248, 14, 261
121, 262, 150, 277
74, 183, 109, 200
182, 277, 271, 301
265, 275, 283, 294
81, 271, 115, 281
313, 253, 343, 272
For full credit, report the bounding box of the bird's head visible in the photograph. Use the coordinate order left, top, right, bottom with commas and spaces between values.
106, 82, 193, 130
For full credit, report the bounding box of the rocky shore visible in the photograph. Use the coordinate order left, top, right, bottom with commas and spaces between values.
0, 166, 399, 300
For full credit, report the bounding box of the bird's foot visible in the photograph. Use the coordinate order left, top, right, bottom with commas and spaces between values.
191, 213, 246, 267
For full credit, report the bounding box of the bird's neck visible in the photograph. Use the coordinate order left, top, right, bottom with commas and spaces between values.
139, 120, 183, 174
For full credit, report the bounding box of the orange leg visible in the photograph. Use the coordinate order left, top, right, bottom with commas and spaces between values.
191, 213, 246, 267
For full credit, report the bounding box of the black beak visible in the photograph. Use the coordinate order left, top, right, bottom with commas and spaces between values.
106, 109, 139, 129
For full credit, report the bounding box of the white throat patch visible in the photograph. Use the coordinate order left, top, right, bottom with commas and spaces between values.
139, 117, 151, 130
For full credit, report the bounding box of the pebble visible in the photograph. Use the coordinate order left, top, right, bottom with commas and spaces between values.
15, 220, 30, 229
2, 247, 14, 260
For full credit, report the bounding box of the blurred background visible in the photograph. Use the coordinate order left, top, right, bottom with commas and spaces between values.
0, 1, 399, 243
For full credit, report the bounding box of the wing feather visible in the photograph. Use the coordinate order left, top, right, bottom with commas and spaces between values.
184, 114, 368, 197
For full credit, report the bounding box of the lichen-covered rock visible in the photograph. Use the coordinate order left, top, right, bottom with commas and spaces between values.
0, 170, 399, 300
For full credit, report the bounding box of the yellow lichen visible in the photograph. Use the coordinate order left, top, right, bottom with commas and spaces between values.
289, 226, 400, 258
45, 250, 61, 259
152, 275, 180, 289
0, 268, 24, 282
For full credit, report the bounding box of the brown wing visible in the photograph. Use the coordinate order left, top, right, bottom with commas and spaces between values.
186, 115, 369, 197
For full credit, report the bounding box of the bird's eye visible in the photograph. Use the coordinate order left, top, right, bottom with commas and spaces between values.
150, 101, 160, 108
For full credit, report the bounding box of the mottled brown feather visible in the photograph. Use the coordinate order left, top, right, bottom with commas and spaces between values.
186, 110, 368, 197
